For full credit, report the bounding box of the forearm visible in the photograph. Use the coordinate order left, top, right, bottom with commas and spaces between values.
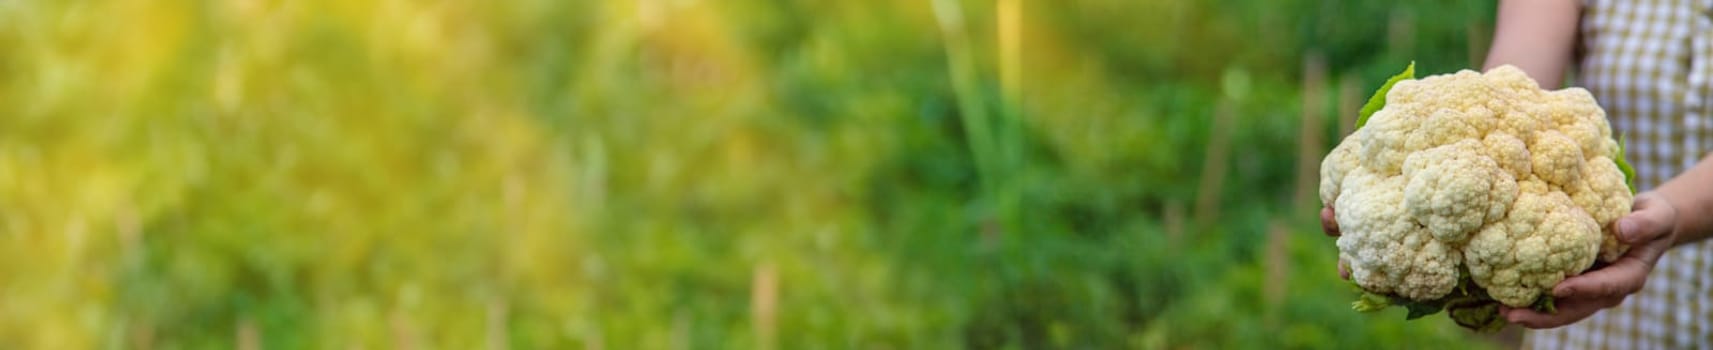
1484, 0, 1581, 88
1654, 153, 1713, 246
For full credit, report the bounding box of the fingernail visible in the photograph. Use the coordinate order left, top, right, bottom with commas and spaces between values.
1553, 286, 1570, 297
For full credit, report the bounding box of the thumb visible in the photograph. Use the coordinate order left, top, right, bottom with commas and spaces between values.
1619, 193, 1675, 244
1321, 207, 1341, 237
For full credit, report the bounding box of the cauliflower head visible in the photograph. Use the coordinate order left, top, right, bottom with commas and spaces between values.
1321, 65, 1633, 310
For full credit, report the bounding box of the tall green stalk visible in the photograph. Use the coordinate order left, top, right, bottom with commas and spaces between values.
932, 0, 1021, 237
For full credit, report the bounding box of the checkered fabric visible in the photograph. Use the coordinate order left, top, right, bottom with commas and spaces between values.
1522, 0, 1713, 348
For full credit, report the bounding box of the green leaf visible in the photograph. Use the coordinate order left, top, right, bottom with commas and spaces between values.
1402, 301, 1445, 320
1352, 291, 1392, 312
1355, 61, 1416, 129
1615, 136, 1637, 192
1533, 295, 1557, 314
1447, 301, 1507, 333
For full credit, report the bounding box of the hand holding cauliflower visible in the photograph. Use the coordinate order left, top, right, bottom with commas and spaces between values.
1320, 63, 1635, 330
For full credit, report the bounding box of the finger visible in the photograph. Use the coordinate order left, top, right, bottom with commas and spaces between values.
1338, 259, 1350, 280
1618, 193, 1676, 244
1553, 256, 1651, 299
1504, 296, 1624, 329
1504, 296, 1617, 329
1321, 207, 1340, 237
1626, 230, 1677, 265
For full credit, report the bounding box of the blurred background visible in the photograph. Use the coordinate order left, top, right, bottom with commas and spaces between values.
0, 0, 1508, 348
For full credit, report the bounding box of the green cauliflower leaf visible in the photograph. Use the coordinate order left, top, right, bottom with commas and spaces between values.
1355, 61, 1416, 129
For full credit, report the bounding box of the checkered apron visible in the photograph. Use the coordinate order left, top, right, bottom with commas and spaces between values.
1523, 0, 1713, 348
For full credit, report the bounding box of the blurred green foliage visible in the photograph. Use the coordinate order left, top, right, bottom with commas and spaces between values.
0, 0, 1502, 348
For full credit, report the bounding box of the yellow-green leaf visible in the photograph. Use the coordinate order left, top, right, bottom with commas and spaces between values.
1616, 136, 1637, 192
1355, 62, 1416, 129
